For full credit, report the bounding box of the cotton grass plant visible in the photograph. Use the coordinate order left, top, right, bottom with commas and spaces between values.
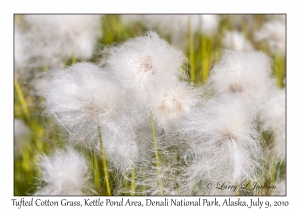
222, 31, 254, 51
14, 14, 286, 196
34, 146, 94, 195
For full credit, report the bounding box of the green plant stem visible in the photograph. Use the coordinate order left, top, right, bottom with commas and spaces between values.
42, 63, 48, 72
98, 126, 111, 195
130, 168, 135, 196
93, 151, 101, 193
201, 36, 209, 82
275, 55, 285, 88
150, 112, 163, 195
14, 77, 30, 121
189, 20, 195, 83
72, 53, 77, 64
235, 182, 239, 196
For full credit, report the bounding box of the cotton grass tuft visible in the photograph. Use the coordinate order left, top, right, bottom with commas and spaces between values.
43, 62, 125, 145
179, 96, 263, 193
106, 31, 186, 102
34, 147, 93, 195
206, 50, 275, 107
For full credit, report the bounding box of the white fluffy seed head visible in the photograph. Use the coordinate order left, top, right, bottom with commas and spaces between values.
199, 15, 219, 35
259, 88, 285, 133
151, 83, 198, 129
179, 96, 262, 185
255, 18, 286, 55
121, 15, 197, 46
23, 15, 102, 62
34, 147, 93, 195
259, 88, 286, 159
14, 25, 30, 71
207, 50, 275, 107
43, 62, 125, 145
98, 114, 153, 174
106, 31, 186, 102
222, 31, 254, 51
120, 15, 219, 49
29, 71, 53, 96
